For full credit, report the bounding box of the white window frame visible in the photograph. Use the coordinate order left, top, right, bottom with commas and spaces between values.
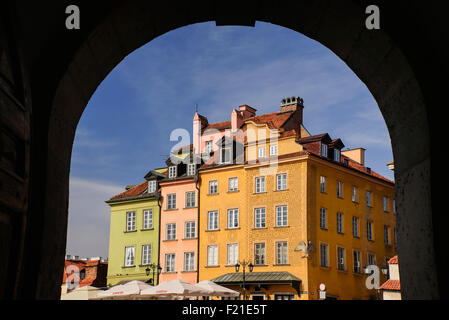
276, 206, 288, 227
185, 221, 196, 239
276, 173, 287, 191
337, 247, 345, 271
255, 176, 266, 193
206, 141, 213, 153
320, 176, 326, 193
367, 221, 373, 241
334, 148, 341, 162
352, 217, 359, 238
353, 250, 361, 273
169, 166, 177, 178
321, 144, 328, 157
254, 208, 266, 229
208, 211, 219, 231
142, 244, 152, 265
143, 209, 153, 230
227, 243, 239, 266
258, 146, 266, 159
126, 211, 136, 232
125, 246, 135, 267
185, 191, 196, 208
254, 243, 266, 265
366, 191, 373, 207
167, 193, 177, 210
166, 223, 176, 240
228, 177, 238, 192
148, 180, 157, 193
276, 241, 288, 265
207, 245, 218, 266
384, 226, 390, 245
352, 186, 358, 202
184, 252, 195, 271
270, 144, 278, 156
320, 243, 329, 267
320, 208, 327, 230
337, 181, 343, 198
227, 209, 239, 229
209, 180, 218, 195
383, 196, 388, 212
337, 212, 343, 234
220, 147, 231, 164
165, 254, 175, 272
187, 163, 196, 176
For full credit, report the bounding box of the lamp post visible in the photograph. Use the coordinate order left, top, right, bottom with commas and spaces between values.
235, 260, 254, 300
146, 263, 162, 286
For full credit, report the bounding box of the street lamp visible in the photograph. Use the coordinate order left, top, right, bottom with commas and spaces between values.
146, 263, 162, 286
235, 260, 254, 300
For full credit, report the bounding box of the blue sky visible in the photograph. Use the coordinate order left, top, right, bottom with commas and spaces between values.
66, 21, 394, 259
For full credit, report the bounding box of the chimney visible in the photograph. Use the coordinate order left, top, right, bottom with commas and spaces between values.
280, 96, 304, 123
193, 112, 208, 154
231, 109, 243, 132
238, 105, 256, 119
342, 148, 366, 166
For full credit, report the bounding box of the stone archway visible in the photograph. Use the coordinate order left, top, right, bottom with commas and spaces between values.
0, 0, 445, 299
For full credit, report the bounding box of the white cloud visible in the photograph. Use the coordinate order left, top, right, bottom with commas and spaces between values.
66, 177, 123, 258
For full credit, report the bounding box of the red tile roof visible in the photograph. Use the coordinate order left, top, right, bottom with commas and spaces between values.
62, 260, 108, 287
379, 279, 401, 291
109, 181, 149, 201
204, 120, 231, 131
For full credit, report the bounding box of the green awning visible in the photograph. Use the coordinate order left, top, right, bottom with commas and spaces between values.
212, 271, 300, 284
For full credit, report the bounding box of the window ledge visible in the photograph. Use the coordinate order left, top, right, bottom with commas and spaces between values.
274, 225, 289, 229
184, 206, 198, 209
205, 265, 220, 268
205, 229, 220, 232
273, 264, 290, 267
140, 228, 154, 231
253, 192, 267, 195
253, 227, 267, 230
124, 230, 137, 233
121, 265, 136, 269
182, 237, 198, 240
225, 227, 241, 231
162, 271, 177, 274
207, 193, 219, 196
163, 239, 178, 242
227, 190, 240, 193
165, 208, 178, 212
181, 270, 197, 274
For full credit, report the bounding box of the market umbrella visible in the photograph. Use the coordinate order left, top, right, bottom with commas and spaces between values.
95, 280, 153, 300
194, 280, 240, 298
61, 285, 102, 300
140, 279, 208, 298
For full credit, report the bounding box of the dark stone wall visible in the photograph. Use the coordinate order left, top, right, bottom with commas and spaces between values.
0, 0, 446, 299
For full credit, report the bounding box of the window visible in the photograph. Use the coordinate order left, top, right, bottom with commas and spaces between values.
220, 147, 231, 164
184, 252, 195, 271
352, 217, 359, 238
165, 254, 175, 272
228, 177, 238, 192
353, 250, 361, 273
125, 246, 135, 267
208, 211, 219, 230
227, 244, 238, 265
169, 166, 177, 178
393, 199, 396, 215
276, 173, 287, 191
383, 196, 388, 212
321, 144, 328, 157
320, 176, 326, 193
143, 209, 153, 230
185, 191, 196, 208
367, 221, 373, 241
255, 177, 266, 193
334, 148, 341, 162
166, 223, 176, 240
126, 211, 136, 231
206, 141, 213, 153
142, 244, 151, 265
270, 144, 278, 156
254, 208, 266, 229
337, 212, 343, 234
227, 209, 239, 229
337, 181, 343, 198
167, 193, 176, 210
148, 180, 156, 193
187, 163, 196, 176
258, 146, 266, 158
366, 191, 372, 207
276, 206, 288, 227
207, 245, 218, 266
276, 242, 288, 265
209, 180, 218, 195
320, 208, 327, 230
275, 294, 294, 300
352, 186, 358, 202
254, 243, 266, 265
80, 269, 86, 280
185, 221, 196, 239
384, 226, 390, 245
320, 243, 329, 267
368, 253, 376, 266
337, 247, 345, 271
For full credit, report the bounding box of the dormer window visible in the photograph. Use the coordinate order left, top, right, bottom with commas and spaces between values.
334, 148, 341, 162
148, 180, 156, 193
169, 166, 177, 178
220, 147, 231, 164
187, 163, 196, 176
206, 141, 213, 154
321, 144, 328, 157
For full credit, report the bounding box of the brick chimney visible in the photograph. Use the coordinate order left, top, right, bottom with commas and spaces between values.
280, 96, 304, 123
193, 112, 208, 154
232, 105, 257, 132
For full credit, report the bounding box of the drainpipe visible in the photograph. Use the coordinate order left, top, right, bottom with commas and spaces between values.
195, 173, 200, 284
157, 190, 162, 285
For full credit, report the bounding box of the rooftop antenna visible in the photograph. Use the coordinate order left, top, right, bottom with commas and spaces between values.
195, 103, 199, 114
